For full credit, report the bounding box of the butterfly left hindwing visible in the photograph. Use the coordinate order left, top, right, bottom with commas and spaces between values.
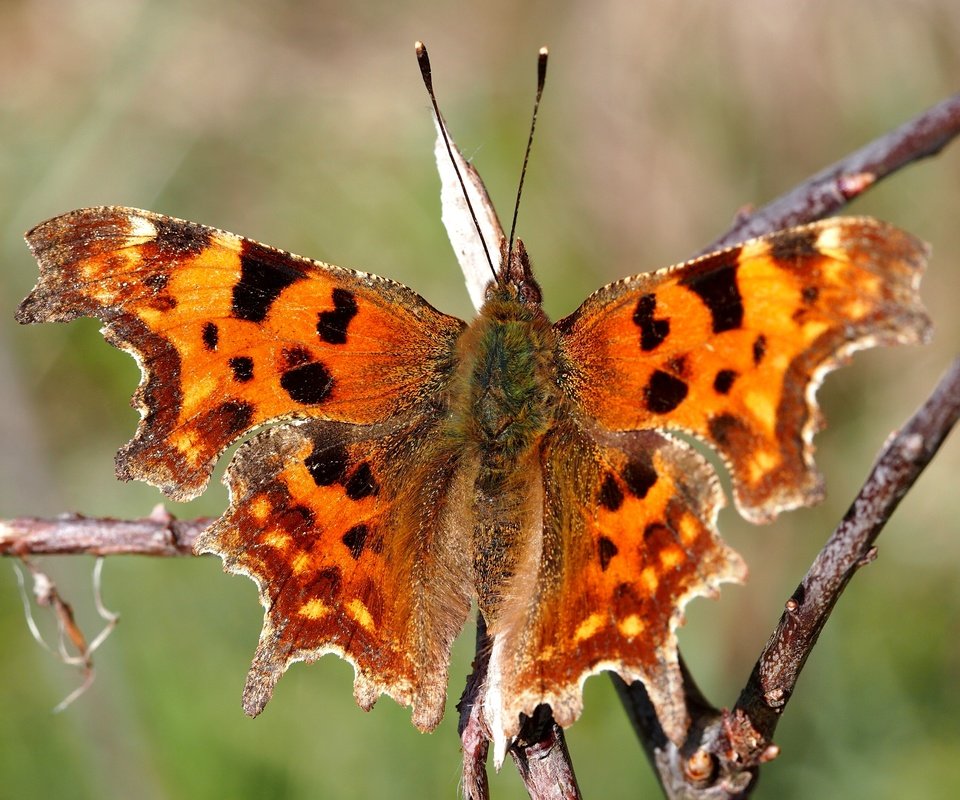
199, 415, 473, 730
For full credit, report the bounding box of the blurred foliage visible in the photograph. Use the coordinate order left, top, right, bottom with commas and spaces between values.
1, 1, 958, 798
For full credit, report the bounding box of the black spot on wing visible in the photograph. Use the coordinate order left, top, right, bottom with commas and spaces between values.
599, 474, 624, 511
232, 241, 304, 323
342, 524, 369, 559
147, 295, 177, 312
153, 217, 212, 256
229, 356, 254, 383
708, 412, 748, 448
202, 322, 219, 351
277, 504, 314, 533
680, 259, 744, 333
598, 536, 619, 571
144, 273, 169, 291
713, 369, 738, 395
644, 370, 688, 414
345, 462, 379, 500
317, 288, 359, 345
632, 293, 670, 351
280, 361, 333, 405
305, 444, 349, 486
752, 334, 767, 366
770, 228, 819, 263
622, 456, 657, 499
801, 285, 819, 304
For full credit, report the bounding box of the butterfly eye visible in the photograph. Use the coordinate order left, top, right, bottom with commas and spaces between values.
516, 279, 542, 305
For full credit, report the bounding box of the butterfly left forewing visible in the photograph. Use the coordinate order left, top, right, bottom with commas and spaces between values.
18, 207, 465, 500
556, 217, 931, 522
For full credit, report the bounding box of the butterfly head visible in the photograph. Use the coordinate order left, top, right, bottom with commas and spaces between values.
489, 237, 542, 306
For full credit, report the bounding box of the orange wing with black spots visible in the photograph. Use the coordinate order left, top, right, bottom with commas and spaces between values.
196, 416, 473, 730
482, 421, 745, 755
17, 207, 464, 500
556, 217, 931, 522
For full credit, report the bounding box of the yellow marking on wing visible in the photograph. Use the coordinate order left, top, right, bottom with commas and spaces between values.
679, 514, 700, 546
619, 614, 645, 638
347, 599, 375, 632
574, 613, 604, 643
291, 550, 313, 575
640, 567, 659, 594
250, 496, 272, 523
803, 320, 830, 341
128, 215, 158, 242
748, 449, 780, 484
815, 225, 843, 251
262, 530, 290, 550
659, 546, 683, 570
181, 374, 218, 415
739, 239, 770, 261
298, 599, 330, 619
745, 388, 776, 434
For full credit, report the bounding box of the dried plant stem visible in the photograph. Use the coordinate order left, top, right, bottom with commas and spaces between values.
0, 507, 211, 557
736, 356, 960, 744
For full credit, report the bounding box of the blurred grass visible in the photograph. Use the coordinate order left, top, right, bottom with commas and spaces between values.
1, 1, 958, 798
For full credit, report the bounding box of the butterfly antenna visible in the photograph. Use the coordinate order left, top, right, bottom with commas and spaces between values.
506, 46, 548, 266
416, 41, 498, 285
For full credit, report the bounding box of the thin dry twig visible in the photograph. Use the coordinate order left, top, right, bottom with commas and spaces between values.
736, 356, 960, 744
0, 505, 211, 557
701, 92, 960, 252
633, 356, 960, 800
13, 556, 120, 711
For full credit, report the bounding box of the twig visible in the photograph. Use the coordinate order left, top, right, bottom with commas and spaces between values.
508, 707, 582, 800
457, 616, 583, 800
701, 92, 960, 252
735, 356, 960, 744
631, 359, 960, 799
459, 617, 493, 800
0, 506, 211, 557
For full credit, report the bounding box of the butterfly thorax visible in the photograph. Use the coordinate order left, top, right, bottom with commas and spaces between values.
448, 244, 559, 470
445, 242, 564, 617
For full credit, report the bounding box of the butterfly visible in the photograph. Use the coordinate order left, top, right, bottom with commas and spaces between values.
16, 49, 931, 767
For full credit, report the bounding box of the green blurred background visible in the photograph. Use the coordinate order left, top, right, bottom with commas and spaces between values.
1, 1, 958, 798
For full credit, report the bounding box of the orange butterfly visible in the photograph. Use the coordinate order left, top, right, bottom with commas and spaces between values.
16, 48, 930, 766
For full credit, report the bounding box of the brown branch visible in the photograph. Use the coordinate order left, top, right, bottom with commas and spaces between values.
735, 356, 960, 744
0, 506, 211, 557
457, 615, 583, 800
631, 358, 960, 799
701, 92, 960, 252
508, 707, 582, 800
